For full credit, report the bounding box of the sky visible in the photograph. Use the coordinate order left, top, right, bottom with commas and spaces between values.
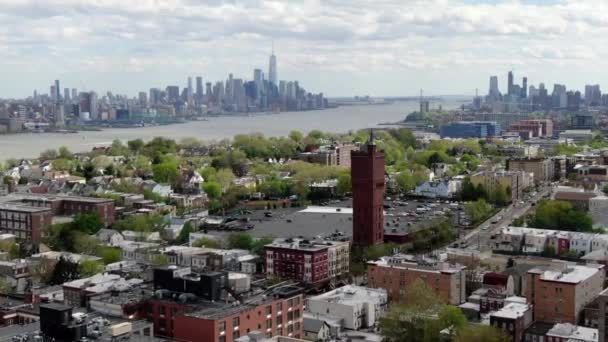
2, 0, 608, 98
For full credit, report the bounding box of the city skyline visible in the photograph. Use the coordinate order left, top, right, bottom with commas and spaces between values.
3, 0, 608, 98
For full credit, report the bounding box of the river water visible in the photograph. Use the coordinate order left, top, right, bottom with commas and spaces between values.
0, 99, 466, 160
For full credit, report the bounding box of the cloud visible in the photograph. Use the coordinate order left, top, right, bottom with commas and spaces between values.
1, 0, 608, 97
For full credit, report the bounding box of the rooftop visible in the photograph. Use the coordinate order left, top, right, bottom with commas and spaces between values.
490, 302, 529, 320
369, 254, 466, 274
307, 285, 387, 306
266, 238, 348, 252
529, 264, 603, 284
547, 323, 598, 342
184, 285, 303, 320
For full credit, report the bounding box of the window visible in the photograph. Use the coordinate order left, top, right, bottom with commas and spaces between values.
294, 296, 300, 305
288, 312, 293, 321
277, 327, 283, 336
159, 306, 165, 316
277, 302, 282, 311
219, 321, 226, 332
233, 331, 240, 339
266, 305, 272, 315
233, 317, 240, 327
294, 310, 300, 319
277, 315, 283, 326
219, 336, 226, 342
288, 299, 294, 307
267, 318, 272, 329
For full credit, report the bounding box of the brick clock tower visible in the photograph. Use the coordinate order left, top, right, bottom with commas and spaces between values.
351, 131, 385, 246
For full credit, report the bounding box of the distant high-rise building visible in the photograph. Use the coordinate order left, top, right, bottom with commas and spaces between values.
71, 88, 77, 101
269, 48, 277, 86
63, 88, 70, 103
195, 76, 203, 102
54, 103, 65, 128
488, 76, 501, 103
585, 84, 601, 106
254, 69, 264, 100
279, 80, 286, 97
522, 77, 527, 98
351, 131, 385, 247
166, 86, 180, 102
50, 85, 56, 102
507, 71, 514, 96
187, 77, 193, 103
138, 92, 148, 107
54, 80, 61, 102
89, 92, 98, 120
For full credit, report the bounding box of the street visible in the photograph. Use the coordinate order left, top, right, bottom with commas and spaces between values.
456, 185, 551, 253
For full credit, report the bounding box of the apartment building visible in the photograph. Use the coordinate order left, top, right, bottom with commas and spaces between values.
367, 254, 466, 305
525, 264, 605, 324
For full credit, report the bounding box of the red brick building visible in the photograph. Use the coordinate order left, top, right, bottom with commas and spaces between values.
367, 255, 466, 305
173, 292, 304, 342
351, 133, 385, 246
526, 264, 605, 324
14, 194, 115, 226
0, 204, 53, 242
265, 239, 330, 286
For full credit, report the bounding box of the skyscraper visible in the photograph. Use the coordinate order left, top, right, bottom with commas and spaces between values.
71, 88, 77, 101
351, 130, 385, 246
522, 77, 527, 98
50, 85, 56, 102
507, 71, 514, 96
253, 69, 264, 100
268, 47, 277, 86
195, 76, 203, 103
54, 80, 61, 102
187, 77, 193, 103
64, 88, 70, 103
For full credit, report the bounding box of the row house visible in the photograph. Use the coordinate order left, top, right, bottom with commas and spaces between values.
264, 238, 349, 288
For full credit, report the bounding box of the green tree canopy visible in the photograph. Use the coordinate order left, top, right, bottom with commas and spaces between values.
228, 232, 253, 250
528, 200, 593, 232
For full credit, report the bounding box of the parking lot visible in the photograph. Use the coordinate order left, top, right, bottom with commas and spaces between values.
205, 197, 465, 239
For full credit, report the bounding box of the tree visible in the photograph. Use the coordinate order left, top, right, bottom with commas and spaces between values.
175, 222, 195, 244
108, 139, 128, 156
490, 184, 509, 206
58, 146, 73, 159
49, 257, 80, 285
40, 149, 58, 160
396, 172, 417, 193
79, 260, 104, 277
71, 213, 104, 235
99, 247, 122, 264
73, 233, 100, 255
203, 181, 222, 199
128, 139, 145, 153
454, 325, 510, 342
438, 305, 467, 338
152, 162, 180, 184
336, 172, 351, 196
251, 236, 275, 256
215, 168, 235, 192
151, 254, 169, 266
193, 237, 222, 249
465, 199, 494, 225
288, 130, 304, 144
528, 200, 593, 232
228, 232, 253, 250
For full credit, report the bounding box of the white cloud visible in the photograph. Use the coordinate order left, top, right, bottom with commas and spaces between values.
1, 0, 608, 97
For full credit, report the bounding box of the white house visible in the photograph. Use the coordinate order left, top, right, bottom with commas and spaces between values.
570, 233, 593, 256
414, 179, 462, 199
95, 229, 124, 247
306, 285, 387, 330
523, 230, 547, 254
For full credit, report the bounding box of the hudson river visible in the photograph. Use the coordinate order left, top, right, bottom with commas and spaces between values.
0, 99, 466, 160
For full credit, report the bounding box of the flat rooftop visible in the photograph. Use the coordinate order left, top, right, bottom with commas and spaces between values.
529, 264, 602, 284
547, 323, 598, 341
491, 302, 529, 319
0, 203, 51, 213
308, 285, 386, 306
369, 254, 466, 274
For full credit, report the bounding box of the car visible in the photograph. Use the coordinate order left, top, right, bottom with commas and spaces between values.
264, 212, 273, 218
482, 225, 489, 230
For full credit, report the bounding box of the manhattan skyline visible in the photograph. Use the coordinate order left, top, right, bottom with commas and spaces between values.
3, 0, 608, 98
